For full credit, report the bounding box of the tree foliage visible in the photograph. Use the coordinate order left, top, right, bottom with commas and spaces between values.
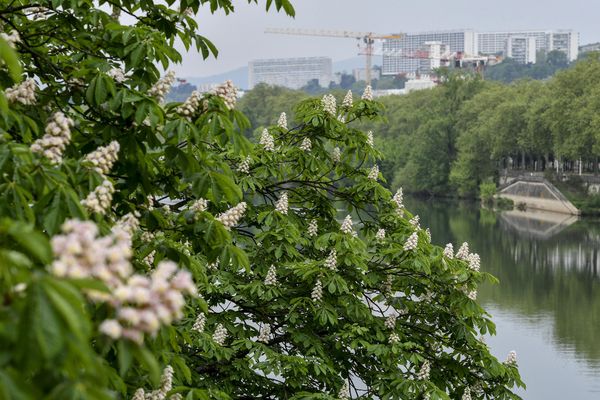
0, 1, 523, 399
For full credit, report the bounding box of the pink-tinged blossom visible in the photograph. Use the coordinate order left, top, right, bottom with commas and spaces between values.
6, 78, 37, 105
30, 111, 73, 164
81, 180, 114, 214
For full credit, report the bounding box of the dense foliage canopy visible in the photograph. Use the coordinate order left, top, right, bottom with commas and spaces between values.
0, 1, 522, 399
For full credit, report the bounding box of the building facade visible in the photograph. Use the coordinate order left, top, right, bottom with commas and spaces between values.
477, 30, 579, 61
382, 30, 476, 75
506, 36, 537, 64
382, 29, 579, 75
248, 57, 332, 89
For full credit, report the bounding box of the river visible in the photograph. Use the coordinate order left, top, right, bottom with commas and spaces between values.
405, 197, 600, 400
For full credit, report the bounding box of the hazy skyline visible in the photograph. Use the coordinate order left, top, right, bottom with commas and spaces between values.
174, 0, 599, 77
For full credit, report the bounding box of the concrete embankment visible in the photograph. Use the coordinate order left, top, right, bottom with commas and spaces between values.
498, 177, 580, 215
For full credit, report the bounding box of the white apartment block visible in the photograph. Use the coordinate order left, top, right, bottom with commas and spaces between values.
248, 57, 332, 89
382, 30, 476, 75
506, 37, 537, 64
382, 29, 579, 75
477, 30, 579, 61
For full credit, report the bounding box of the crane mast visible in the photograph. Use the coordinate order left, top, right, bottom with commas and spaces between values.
265, 28, 403, 86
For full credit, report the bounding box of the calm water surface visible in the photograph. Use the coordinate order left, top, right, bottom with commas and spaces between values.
406, 197, 600, 400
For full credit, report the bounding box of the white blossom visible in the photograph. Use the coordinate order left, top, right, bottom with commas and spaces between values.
237, 156, 251, 174
148, 71, 176, 103
210, 80, 237, 110
342, 90, 353, 108
417, 360, 430, 380
311, 279, 323, 302
264, 265, 277, 285
456, 242, 470, 260
99, 319, 122, 339
337, 114, 346, 123
114, 212, 140, 237
190, 198, 208, 215
392, 188, 404, 209
362, 85, 373, 100
275, 192, 289, 214
467, 253, 481, 271
382, 274, 393, 295
5, 78, 37, 105
338, 380, 350, 400
299, 137, 312, 152
259, 128, 275, 151
462, 387, 472, 400
216, 202, 247, 230
467, 289, 477, 300
389, 333, 400, 344
409, 215, 420, 229
84, 140, 120, 175
366, 131, 374, 147
505, 350, 517, 365
30, 111, 73, 164
143, 250, 155, 267
385, 314, 396, 329
81, 180, 114, 214
156, 365, 174, 400
107, 67, 126, 83
375, 228, 386, 241
257, 324, 271, 343
132, 365, 175, 400
340, 215, 354, 235
0, 30, 20, 48
368, 164, 379, 180
176, 90, 202, 119
403, 232, 419, 251
277, 112, 287, 129
213, 323, 228, 345
321, 94, 336, 116
307, 219, 318, 237
192, 312, 206, 333
425, 228, 431, 243
443, 243, 454, 258
332, 147, 341, 163
325, 249, 337, 271
132, 388, 145, 400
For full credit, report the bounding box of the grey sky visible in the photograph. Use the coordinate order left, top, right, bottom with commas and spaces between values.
174, 0, 598, 77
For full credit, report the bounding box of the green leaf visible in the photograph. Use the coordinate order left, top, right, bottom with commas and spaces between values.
0, 38, 22, 82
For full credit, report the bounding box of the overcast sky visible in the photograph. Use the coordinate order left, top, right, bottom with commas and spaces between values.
174, 0, 598, 77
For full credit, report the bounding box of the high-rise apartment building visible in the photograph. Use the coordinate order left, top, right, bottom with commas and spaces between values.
477, 30, 578, 61
382, 29, 579, 75
382, 30, 476, 75
506, 37, 537, 64
248, 57, 332, 89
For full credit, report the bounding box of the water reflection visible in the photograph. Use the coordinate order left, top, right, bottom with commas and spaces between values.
405, 197, 600, 399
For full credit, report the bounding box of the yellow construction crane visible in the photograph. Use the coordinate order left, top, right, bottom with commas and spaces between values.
265, 28, 403, 86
